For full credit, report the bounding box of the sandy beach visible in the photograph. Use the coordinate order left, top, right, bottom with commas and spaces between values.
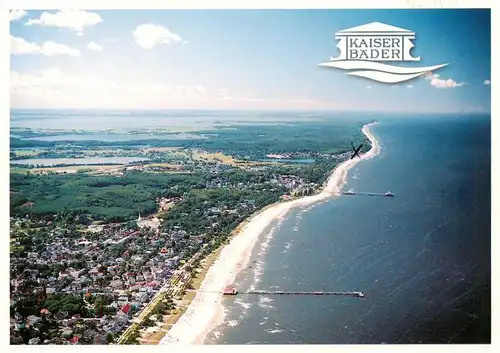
159, 122, 380, 345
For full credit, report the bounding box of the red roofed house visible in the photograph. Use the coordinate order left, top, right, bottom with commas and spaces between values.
114, 303, 132, 325
120, 303, 131, 315
145, 281, 160, 288
69, 336, 79, 345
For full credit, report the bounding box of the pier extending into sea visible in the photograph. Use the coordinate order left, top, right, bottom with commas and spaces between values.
243, 290, 365, 298
187, 287, 366, 298
342, 191, 394, 197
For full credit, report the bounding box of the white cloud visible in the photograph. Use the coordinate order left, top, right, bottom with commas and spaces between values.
41, 68, 62, 80
425, 73, 465, 88
10, 10, 27, 21
194, 85, 206, 94
87, 41, 103, 51
133, 24, 185, 49
366, 85, 372, 89
26, 10, 102, 34
10, 36, 80, 57
406, 85, 413, 88
10, 69, 343, 110
42, 42, 81, 57
10, 69, 209, 108
484, 80, 491, 85
10, 36, 40, 55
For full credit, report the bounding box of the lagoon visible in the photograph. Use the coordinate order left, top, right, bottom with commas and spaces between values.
23, 133, 205, 142
10, 157, 149, 166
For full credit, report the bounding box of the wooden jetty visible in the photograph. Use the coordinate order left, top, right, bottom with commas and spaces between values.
244, 290, 365, 298
342, 191, 394, 197
190, 287, 366, 298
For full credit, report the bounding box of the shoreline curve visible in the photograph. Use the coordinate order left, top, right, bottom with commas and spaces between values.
159, 121, 381, 345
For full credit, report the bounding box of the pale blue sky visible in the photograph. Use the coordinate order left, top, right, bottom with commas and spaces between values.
10, 9, 491, 112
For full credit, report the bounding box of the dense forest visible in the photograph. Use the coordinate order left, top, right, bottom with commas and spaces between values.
10, 172, 205, 222
160, 186, 285, 235
10, 119, 371, 223
11, 118, 370, 157
191, 120, 369, 157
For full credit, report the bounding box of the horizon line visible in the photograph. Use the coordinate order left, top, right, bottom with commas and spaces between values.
9, 108, 491, 115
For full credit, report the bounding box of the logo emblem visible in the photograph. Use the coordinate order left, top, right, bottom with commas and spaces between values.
318, 22, 448, 84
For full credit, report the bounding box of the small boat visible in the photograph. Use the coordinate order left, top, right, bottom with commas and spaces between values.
385, 191, 395, 197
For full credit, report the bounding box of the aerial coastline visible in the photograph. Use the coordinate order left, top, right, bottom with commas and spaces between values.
9, 8, 491, 346
160, 121, 381, 344
9, 113, 374, 345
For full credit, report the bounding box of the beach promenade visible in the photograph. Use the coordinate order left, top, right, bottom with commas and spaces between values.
116, 245, 206, 344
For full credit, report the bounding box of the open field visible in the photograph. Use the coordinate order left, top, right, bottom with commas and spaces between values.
192, 151, 281, 168
145, 147, 181, 152
192, 151, 238, 165
10, 168, 30, 174
12, 163, 189, 176
12, 165, 130, 176
145, 163, 183, 168
144, 170, 193, 175
86, 166, 126, 175
30, 165, 125, 175
13, 150, 41, 157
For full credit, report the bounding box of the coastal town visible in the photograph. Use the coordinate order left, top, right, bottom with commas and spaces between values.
10, 144, 355, 345
9, 7, 491, 346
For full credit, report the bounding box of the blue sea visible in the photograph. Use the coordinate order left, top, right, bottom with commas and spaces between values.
206, 114, 491, 344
